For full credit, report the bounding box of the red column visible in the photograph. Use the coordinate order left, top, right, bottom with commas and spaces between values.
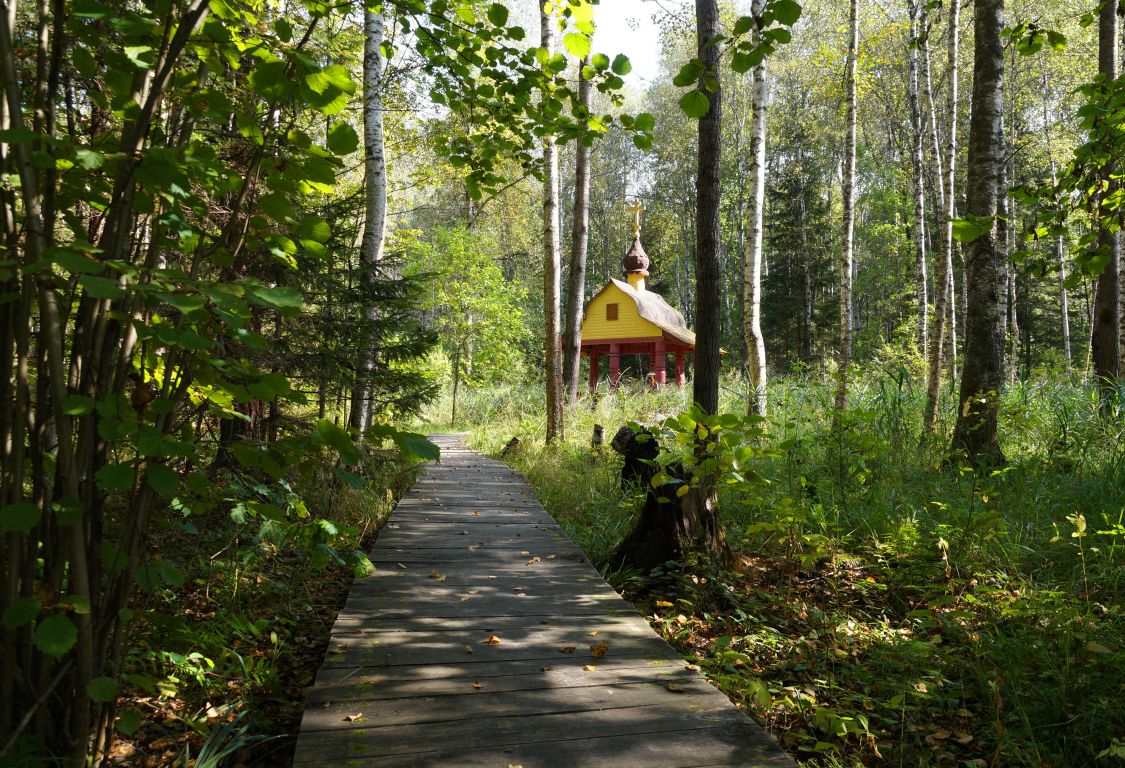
609, 343, 621, 389
654, 339, 667, 386
588, 350, 600, 390
675, 349, 685, 387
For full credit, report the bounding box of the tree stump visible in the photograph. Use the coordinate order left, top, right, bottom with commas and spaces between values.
607, 425, 732, 573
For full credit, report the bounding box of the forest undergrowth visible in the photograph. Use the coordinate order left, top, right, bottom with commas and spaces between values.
427, 368, 1125, 767
78, 450, 419, 768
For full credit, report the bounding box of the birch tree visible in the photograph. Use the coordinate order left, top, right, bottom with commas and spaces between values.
907, 0, 928, 356
742, 0, 769, 417
922, 0, 960, 435
350, 6, 388, 432
950, 0, 1006, 465
542, 1, 564, 442
834, 0, 858, 412
563, 59, 593, 404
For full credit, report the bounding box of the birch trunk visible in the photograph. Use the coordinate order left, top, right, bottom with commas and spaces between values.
541, 3, 564, 442
350, 8, 387, 432
1092, 0, 1120, 397
907, 0, 928, 356
563, 60, 592, 403
694, 0, 723, 414
922, 0, 959, 435
742, 0, 768, 417
834, 0, 858, 412
950, 0, 1006, 466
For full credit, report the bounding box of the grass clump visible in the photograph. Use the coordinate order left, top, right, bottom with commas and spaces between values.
428, 371, 1125, 767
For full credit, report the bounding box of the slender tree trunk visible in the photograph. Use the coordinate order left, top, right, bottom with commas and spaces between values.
834, 0, 858, 413
563, 59, 592, 403
350, 8, 387, 432
541, 2, 564, 442
950, 0, 1006, 466
922, 0, 959, 435
1092, 0, 1120, 399
907, 0, 929, 356
694, 0, 723, 415
743, 0, 768, 416
1059, 234, 1072, 370
799, 146, 814, 363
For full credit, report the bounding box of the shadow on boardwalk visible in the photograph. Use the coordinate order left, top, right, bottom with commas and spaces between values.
293, 435, 792, 767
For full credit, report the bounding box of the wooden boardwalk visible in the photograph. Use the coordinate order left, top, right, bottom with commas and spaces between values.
293, 435, 792, 767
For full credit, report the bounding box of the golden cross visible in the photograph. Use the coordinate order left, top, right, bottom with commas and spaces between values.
625, 198, 645, 239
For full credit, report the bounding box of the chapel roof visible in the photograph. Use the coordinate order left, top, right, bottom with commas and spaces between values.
608, 278, 695, 347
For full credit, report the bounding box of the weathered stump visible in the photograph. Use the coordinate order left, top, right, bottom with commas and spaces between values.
607, 425, 731, 573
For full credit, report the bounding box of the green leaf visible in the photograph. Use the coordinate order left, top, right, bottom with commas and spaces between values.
672, 60, 702, 87
634, 112, 656, 132
563, 32, 591, 59
249, 60, 290, 101
1, 502, 40, 532
34, 614, 77, 658
327, 122, 359, 155
247, 284, 304, 310
318, 419, 361, 465
952, 215, 995, 243
1046, 30, 1067, 51
78, 275, 126, 299
116, 710, 143, 736
300, 216, 332, 244
771, 0, 802, 26
678, 90, 711, 119
62, 394, 96, 415
305, 64, 356, 95
486, 3, 508, 26
87, 676, 119, 703
632, 133, 653, 151
145, 463, 180, 497
611, 54, 631, 76
96, 463, 135, 493
2, 597, 41, 628
733, 15, 754, 36
591, 52, 610, 70
395, 432, 440, 462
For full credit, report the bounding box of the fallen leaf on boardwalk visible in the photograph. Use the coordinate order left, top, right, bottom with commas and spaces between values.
460, 596, 470, 602
468, 547, 477, 554
428, 570, 444, 580
464, 645, 473, 654
583, 665, 597, 671
666, 683, 685, 692
588, 631, 598, 637
485, 634, 502, 645
547, 554, 556, 560
472, 510, 480, 516
558, 645, 576, 653
590, 641, 609, 658
460, 530, 469, 535
467, 589, 479, 594
520, 551, 530, 556
655, 600, 673, 608
508, 764, 524, 768
473, 681, 483, 689
343, 713, 364, 722
396, 563, 407, 569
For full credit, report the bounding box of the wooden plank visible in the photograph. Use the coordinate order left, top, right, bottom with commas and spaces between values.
293, 706, 790, 766
293, 435, 793, 768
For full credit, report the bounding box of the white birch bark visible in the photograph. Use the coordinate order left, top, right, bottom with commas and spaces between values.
907, 0, 928, 356
352, 8, 387, 432
923, 0, 959, 435
541, 2, 563, 442
834, 0, 858, 413
742, 0, 768, 417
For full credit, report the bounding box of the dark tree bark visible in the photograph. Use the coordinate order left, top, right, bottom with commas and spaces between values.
950, 0, 1006, 466
693, 0, 722, 415
607, 426, 731, 573
563, 60, 592, 403
1092, 0, 1120, 399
